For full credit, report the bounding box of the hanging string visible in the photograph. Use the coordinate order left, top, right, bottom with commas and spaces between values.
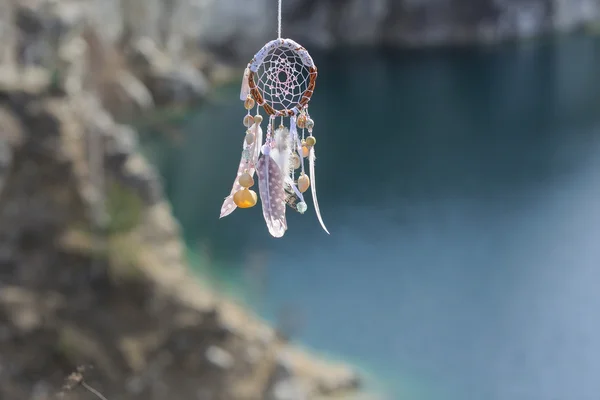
277, 0, 282, 39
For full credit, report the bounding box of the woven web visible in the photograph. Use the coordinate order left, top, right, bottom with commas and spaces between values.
255, 46, 310, 113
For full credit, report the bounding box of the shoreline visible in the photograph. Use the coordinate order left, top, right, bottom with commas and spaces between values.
181, 246, 390, 400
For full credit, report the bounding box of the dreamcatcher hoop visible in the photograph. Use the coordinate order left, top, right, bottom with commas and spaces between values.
219, 1, 328, 238
247, 38, 317, 116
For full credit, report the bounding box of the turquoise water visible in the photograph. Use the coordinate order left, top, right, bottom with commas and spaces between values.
143, 35, 600, 399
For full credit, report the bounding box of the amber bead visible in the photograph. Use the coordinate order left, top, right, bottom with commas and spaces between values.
297, 114, 307, 129
305, 135, 316, 146
297, 174, 310, 193
233, 188, 257, 208
244, 95, 255, 110
301, 145, 310, 158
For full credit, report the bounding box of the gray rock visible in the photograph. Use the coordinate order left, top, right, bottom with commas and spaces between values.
205, 345, 234, 370
0, 139, 12, 194
0, 287, 42, 334
30, 381, 52, 400
145, 61, 209, 107
272, 352, 294, 381
104, 123, 138, 165
0, 106, 25, 148
244, 345, 262, 365
125, 37, 208, 107
103, 70, 155, 122
19, 66, 52, 94
265, 352, 309, 400
127, 37, 169, 73
0, 0, 17, 66
117, 153, 163, 205
268, 379, 309, 400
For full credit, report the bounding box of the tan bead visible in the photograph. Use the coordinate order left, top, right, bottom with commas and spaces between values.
292, 153, 301, 169
297, 114, 307, 129
239, 171, 254, 188
254, 114, 263, 124
301, 145, 310, 158
244, 95, 255, 110
305, 136, 316, 146
297, 174, 310, 193
245, 132, 255, 145
243, 115, 254, 128
233, 188, 257, 208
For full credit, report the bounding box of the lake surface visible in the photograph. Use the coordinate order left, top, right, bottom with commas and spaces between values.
143, 35, 600, 399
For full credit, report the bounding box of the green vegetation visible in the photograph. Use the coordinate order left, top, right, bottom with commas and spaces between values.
105, 180, 143, 235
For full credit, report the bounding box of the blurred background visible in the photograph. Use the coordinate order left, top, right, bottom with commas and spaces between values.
1, 0, 600, 399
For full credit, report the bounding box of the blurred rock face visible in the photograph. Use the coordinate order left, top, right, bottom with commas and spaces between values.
0, 1, 361, 399
0, 74, 360, 400
19, 0, 597, 66
132, 0, 600, 53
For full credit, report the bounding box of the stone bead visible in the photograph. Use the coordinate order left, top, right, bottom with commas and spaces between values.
245, 132, 255, 145
239, 172, 254, 188
233, 188, 257, 208
297, 202, 307, 214
298, 174, 310, 193
254, 114, 263, 124
305, 118, 314, 131
305, 136, 316, 146
243, 115, 254, 127
292, 153, 301, 169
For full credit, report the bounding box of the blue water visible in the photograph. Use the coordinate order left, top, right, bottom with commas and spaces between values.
144, 35, 600, 399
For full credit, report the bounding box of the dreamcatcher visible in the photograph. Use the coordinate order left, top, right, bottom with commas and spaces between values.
219, 0, 329, 238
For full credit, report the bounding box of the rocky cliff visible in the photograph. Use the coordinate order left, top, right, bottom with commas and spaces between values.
7, 0, 596, 69
0, 1, 361, 399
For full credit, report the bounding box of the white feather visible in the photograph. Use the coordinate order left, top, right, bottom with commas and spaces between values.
253, 123, 263, 167
240, 67, 251, 100
309, 147, 330, 234
270, 125, 292, 176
